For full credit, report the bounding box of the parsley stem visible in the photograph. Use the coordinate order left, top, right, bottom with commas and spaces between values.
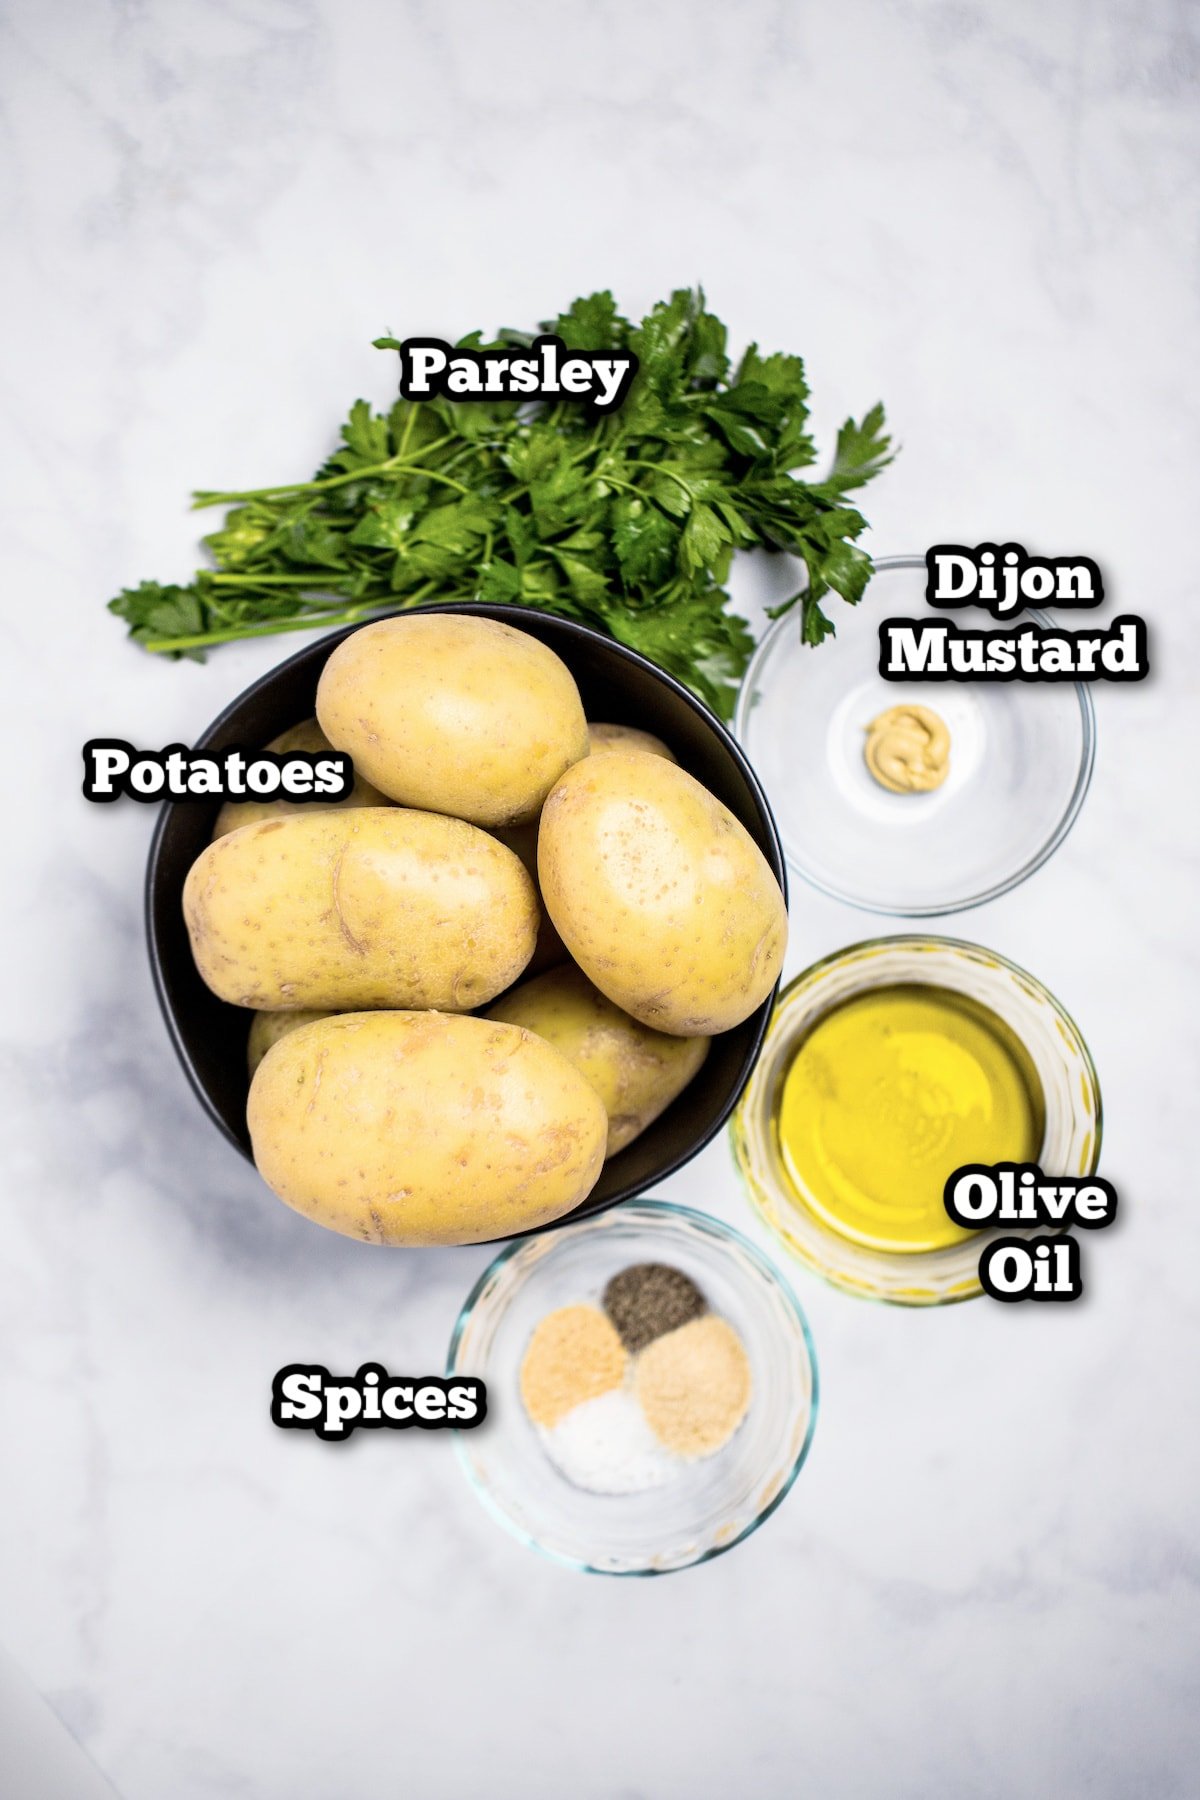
394, 404, 418, 461
205, 572, 356, 585
141, 612, 370, 652
191, 440, 467, 506
139, 582, 447, 652
621, 459, 695, 503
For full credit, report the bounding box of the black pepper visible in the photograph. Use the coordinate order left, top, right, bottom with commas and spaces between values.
602, 1262, 708, 1353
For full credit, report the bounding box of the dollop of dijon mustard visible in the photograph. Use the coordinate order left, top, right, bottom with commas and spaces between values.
864, 704, 950, 794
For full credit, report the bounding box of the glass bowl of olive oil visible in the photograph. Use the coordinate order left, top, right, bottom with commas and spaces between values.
731, 937, 1102, 1304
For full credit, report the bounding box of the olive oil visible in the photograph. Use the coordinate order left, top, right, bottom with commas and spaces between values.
775, 985, 1045, 1255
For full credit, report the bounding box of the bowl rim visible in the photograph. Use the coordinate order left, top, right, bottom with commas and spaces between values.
731, 931, 1104, 1306
445, 1198, 820, 1576
144, 602, 789, 1223
734, 552, 1098, 917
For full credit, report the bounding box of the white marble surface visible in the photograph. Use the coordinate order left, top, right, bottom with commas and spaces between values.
2, 2, 1198, 1795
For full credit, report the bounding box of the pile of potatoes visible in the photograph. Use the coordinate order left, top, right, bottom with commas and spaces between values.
182, 615, 787, 1246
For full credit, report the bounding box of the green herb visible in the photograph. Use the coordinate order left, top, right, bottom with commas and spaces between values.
109, 289, 892, 719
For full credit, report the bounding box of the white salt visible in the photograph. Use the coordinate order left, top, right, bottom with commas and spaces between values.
541, 1388, 678, 1495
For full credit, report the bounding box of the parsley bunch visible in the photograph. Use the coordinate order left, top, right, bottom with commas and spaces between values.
109, 289, 892, 719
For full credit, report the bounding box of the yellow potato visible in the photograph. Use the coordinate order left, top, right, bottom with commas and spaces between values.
316, 614, 589, 826
587, 722, 677, 763
490, 820, 568, 978
183, 808, 537, 1012
538, 750, 787, 1036
212, 719, 389, 840
486, 965, 708, 1156
247, 1009, 332, 1077
247, 1012, 608, 1245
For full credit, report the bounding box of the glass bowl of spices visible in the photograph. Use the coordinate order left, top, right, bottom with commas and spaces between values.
732, 936, 1102, 1305
734, 555, 1096, 915
446, 1201, 818, 1575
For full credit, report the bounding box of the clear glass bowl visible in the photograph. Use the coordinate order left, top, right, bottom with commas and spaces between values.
731, 937, 1102, 1305
734, 555, 1096, 914
447, 1201, 818, 1575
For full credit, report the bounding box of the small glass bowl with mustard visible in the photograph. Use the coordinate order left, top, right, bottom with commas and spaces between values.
734, 555, 1096, 916
732, 937, 1102, 1305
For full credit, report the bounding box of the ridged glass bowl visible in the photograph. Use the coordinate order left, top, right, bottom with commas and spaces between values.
447, 1201, 818, 1575
731, 937, 1102, 1305
734, 556, 1096, 915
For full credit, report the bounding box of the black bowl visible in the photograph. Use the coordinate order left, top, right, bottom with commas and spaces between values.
146, 604, 787, 1237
